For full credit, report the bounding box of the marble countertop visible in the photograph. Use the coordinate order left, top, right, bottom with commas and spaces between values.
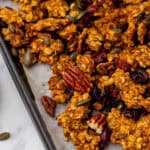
0, 54, 45, 150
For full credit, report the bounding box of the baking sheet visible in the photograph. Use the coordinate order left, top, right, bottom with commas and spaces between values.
24, 63, 122, 150
0, 1, 122, 150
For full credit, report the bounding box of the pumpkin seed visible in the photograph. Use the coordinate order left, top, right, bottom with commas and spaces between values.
8, 25, 15, 33
117, 103, 124, 110
76, 99, 91, 106
76, 10, 87, 20
66, 15, 76, 23
100, 110, 108, 115
11, 48, 18, 56
112, 28, 122, 33
43, 38, 51, 46
117, 134, 128, 139
0, 132, 10, 141
71, 51, 78, 60
24, 49, 34, 67
110, 47, 122, 53
76, 0, 82, 9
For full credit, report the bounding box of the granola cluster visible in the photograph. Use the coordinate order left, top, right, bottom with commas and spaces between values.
107, 109, 150, 150
57, 104, 101, 150
0, 0, 150, 150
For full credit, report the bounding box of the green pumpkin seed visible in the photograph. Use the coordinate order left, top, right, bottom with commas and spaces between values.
0, 132, 10, 141
76, 10, 87, 20
117, 134, 128, 139
146, 20, 150, 26
117, 103, 124, 110
110, 47, 122, 53
24, 49, 34, 67
112, 28, 122, 33
71, 52, 78, 60
11, 48, 18, 56
76, 0, 83, 9
43, 38, 51, 46
76, 99, 91, 106
100, 110, 108, 115
66, 15, 76, 23
8, 25, 15, 33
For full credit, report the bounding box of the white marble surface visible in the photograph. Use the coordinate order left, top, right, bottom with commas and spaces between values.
0, 54, 45, 150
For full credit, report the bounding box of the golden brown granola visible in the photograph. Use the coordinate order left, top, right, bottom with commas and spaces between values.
1, 0, 150, 149
107, 109, 150, 150
57, 104, 101, 150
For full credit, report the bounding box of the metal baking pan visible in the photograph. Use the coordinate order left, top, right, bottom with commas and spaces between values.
0, 35, 56, 150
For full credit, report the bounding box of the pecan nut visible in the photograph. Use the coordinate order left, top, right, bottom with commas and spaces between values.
41, 96, 56, 117
62, 65, 92, 93
87, 114, 106, 134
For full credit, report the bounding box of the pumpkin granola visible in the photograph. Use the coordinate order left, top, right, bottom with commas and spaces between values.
0, 0, 150, 149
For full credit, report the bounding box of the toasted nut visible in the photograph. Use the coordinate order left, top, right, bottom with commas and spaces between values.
87, 114, 106, 134
62, 65, 92, 93
41, 96, 56, 117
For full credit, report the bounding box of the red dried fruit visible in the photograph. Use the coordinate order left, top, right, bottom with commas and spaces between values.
109, 85, 121, 100
117, 59, 131, 72
123, 107, 148, 121
41, 96, 56, 117
99, 124, 111, 149
130, 68, 149, 84
87, 0, 103, 13
93, 51, 107, 64
143, 87, 150, 98
90, 86, 101, 101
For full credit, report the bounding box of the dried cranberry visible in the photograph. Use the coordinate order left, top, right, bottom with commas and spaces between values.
123, 107, 148, 121
99, 85, 122, 112
90, 86, 101, 101
93, 51, 107, 64
66, 0, 75, 5
84, 51, 92, 55
113, 0, 126, 7
117, 59, 131, 72
99, 124, 111, 149
121, 23, 128, 32
108, 69, 116, 77
87, 0, 103, 13
109, 85, 121, 100
0, 18, 7, 28
91, 84, 122, 112
143, 87, 150, 98
130, 68, 149, 84
77, 13, 98, 31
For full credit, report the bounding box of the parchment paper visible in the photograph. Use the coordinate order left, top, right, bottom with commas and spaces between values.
0, 1, 122, 150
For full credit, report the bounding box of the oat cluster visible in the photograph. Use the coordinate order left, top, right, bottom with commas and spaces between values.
0, 0, 150, 150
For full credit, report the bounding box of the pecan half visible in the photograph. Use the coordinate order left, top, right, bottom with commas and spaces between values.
87, 114, 106, 134
62, 65, 92, 93
41, 96, 56, 117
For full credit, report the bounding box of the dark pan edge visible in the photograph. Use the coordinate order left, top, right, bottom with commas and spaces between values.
0, 35, 56, 150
